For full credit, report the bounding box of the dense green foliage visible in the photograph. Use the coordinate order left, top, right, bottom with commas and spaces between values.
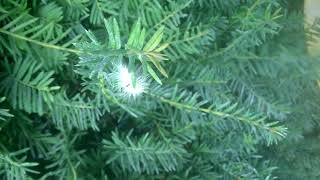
0, 0, 319, 179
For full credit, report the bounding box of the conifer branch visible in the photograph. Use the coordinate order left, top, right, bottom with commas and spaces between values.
153, 0, 193, 28
146, 91, 287, 143
0, 28, 84, 54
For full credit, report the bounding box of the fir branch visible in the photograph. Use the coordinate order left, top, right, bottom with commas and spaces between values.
153, 0, 193, 28
103, 131, 186, 174
146, 91, 287, 144
0, 28, 84, 54
0, 148, 38, 180
50, 93, 102, 131
0, 59, 59, 115
0, 97, 13, 121
42, 131, 84, 180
